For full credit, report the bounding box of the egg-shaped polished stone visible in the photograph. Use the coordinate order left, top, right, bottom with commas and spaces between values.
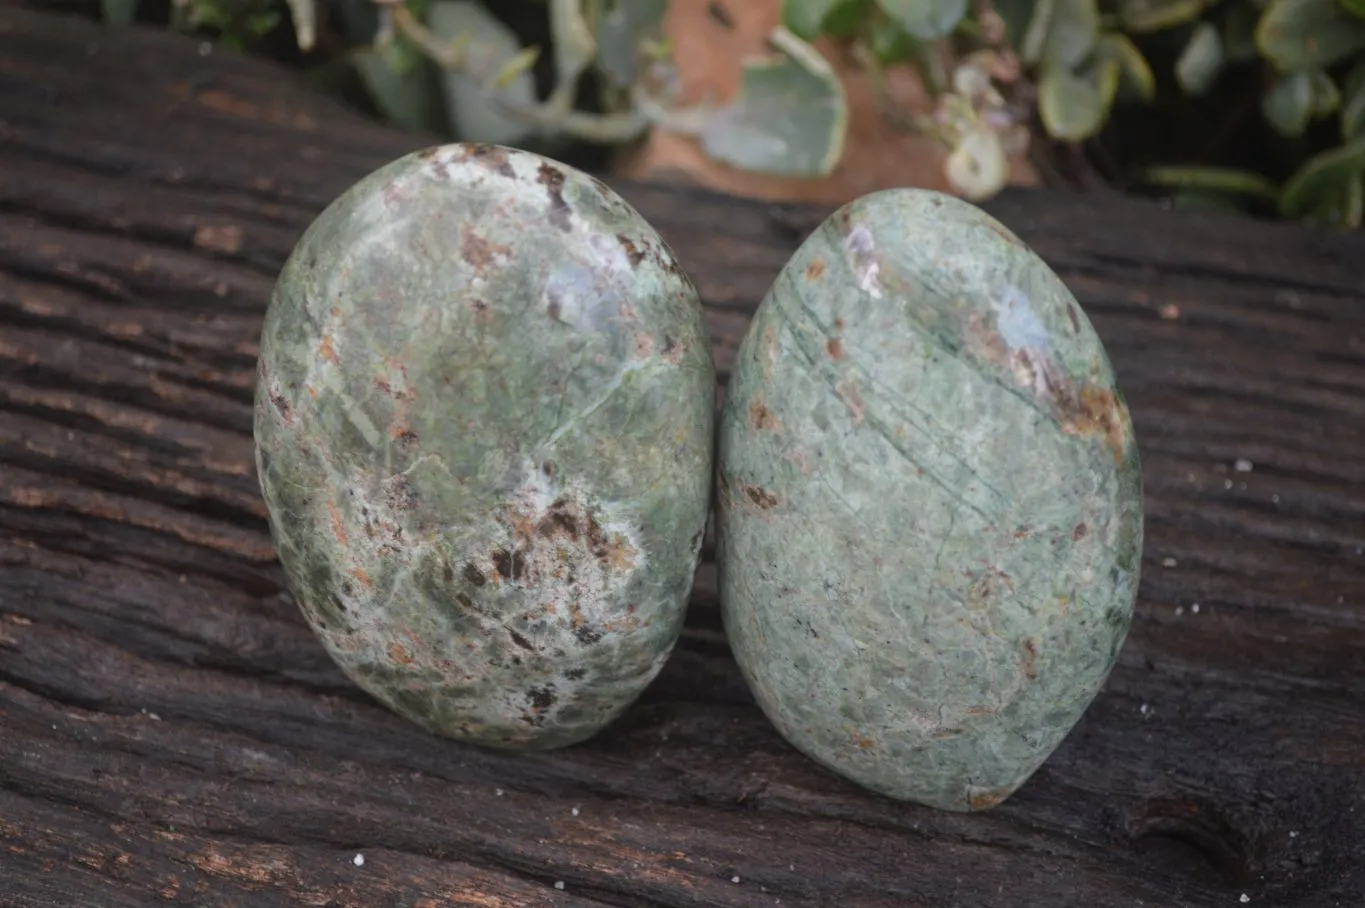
715, 188, 1143, 810
254, 143, 715, 750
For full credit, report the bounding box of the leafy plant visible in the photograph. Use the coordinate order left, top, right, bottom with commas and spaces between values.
101, 0, 1365, 228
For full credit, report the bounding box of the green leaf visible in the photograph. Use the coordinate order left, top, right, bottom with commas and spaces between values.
1019, 0, 1056, 65
1098, 32, 1156, 101
783, 0, 853, 38
699, 28, 848, 176
1255, 0, 1365, 71
549, 0, 597, 87
867, 16, 917, 63
427, 0, 538, 145
1341, 60, 1365, 138
1175, 20, 1223, 95
101, 0, 140, 25
1313, 70, 1341, 115
353, 39, 447, 133
1038, 57, 1113, 140
1299, 173, 1363, 227
1279, 137, 1365, 217
1117, 0, 1206, 33
1144, 165, 1282, 201
1170, 188, 1258, 214
873, 0, 967, 39
1262, 70, 1316, 135
1042, 0, 1100, 70
595, 0, 667, 85
822, 0, 872, 36
1341, 0, 1365, 19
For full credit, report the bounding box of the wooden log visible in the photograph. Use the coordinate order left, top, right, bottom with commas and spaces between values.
1, 4, 1364, 906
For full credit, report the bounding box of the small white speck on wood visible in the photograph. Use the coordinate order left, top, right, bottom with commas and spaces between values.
571, 806, 579, 817
1240, 895, 1250, 904
1234, 458, 1253, 473
353, 854, 364, 867
495, 788, 504, 796
1139, 703, 1149, 716
1175, 606, 1185, 616
1192, 603, 1201, 614
1161, 557, 1178, 568
731, 876, 741, 884
554, 881, 565, 890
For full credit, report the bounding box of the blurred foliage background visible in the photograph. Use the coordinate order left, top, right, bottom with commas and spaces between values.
97, 0, 1365, 228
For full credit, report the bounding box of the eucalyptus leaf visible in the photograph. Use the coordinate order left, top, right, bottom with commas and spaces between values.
874, 0, 967, 39
1342, 61, 1365, 138
867, 16, 917, 63
1299, 174, 1363, 227
1117, 0, 1206, 33
783, 0, 839, 39
549, 0, 597, 86
1279, 137, 1365, 218
1255, 0, 1365, 71
1262, 70, 1315, 136
1145, 165, 1281, 201
1020, 0, 1056, 65
354, 39, 447, 133
1042, 0, 1100, 71
945, 125, 1009, 200
1038, 57, 1112, 140
699, 28, 848, 176
822, 0, 872, 36
101, 0, 140, 25
1313, 70, 1341, 116
428, 0, 538, 145
595, 0, 667, 86
1176, 21, 1223, 95
1098, 32, 1156, 101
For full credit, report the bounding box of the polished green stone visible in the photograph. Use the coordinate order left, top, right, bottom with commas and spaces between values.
254, 143, 715, 750
715, 188, 1143, 810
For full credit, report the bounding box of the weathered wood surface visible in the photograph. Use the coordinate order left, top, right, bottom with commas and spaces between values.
2, 5, 1364, 906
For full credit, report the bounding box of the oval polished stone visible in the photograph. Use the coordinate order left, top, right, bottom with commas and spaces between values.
254, 143, 715, 750
715, 188, 1143, 810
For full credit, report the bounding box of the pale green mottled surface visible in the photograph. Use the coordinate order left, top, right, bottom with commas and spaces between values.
254, 143, 715, 750
716, 188, 1143, 810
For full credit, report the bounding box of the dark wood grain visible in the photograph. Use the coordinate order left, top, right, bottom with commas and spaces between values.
1, 5, 1364, 906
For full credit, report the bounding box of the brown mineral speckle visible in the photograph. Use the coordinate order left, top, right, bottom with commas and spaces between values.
969, 787, 1013, 810
1073, 522, 1088, 540
537, 162, 572, 232
1021, 638, 1038, 680
662, 335, 686, 364
634, 333, 655, 358
462, 563, 486, 586
388, 642, 414, 664
462, 230, 510, 270
617, 234, 645, 267
826, 337, 844, 360
742, 484, 779, 510
467, 143, 515, 177
327, 501, 347, 546
806, 258, 825, 280
318, 334, 338, 363
748, 398, 780, 432
1055, 386, 1129, 465
385, 474, 418, 511
1068, 303, 1081, 334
